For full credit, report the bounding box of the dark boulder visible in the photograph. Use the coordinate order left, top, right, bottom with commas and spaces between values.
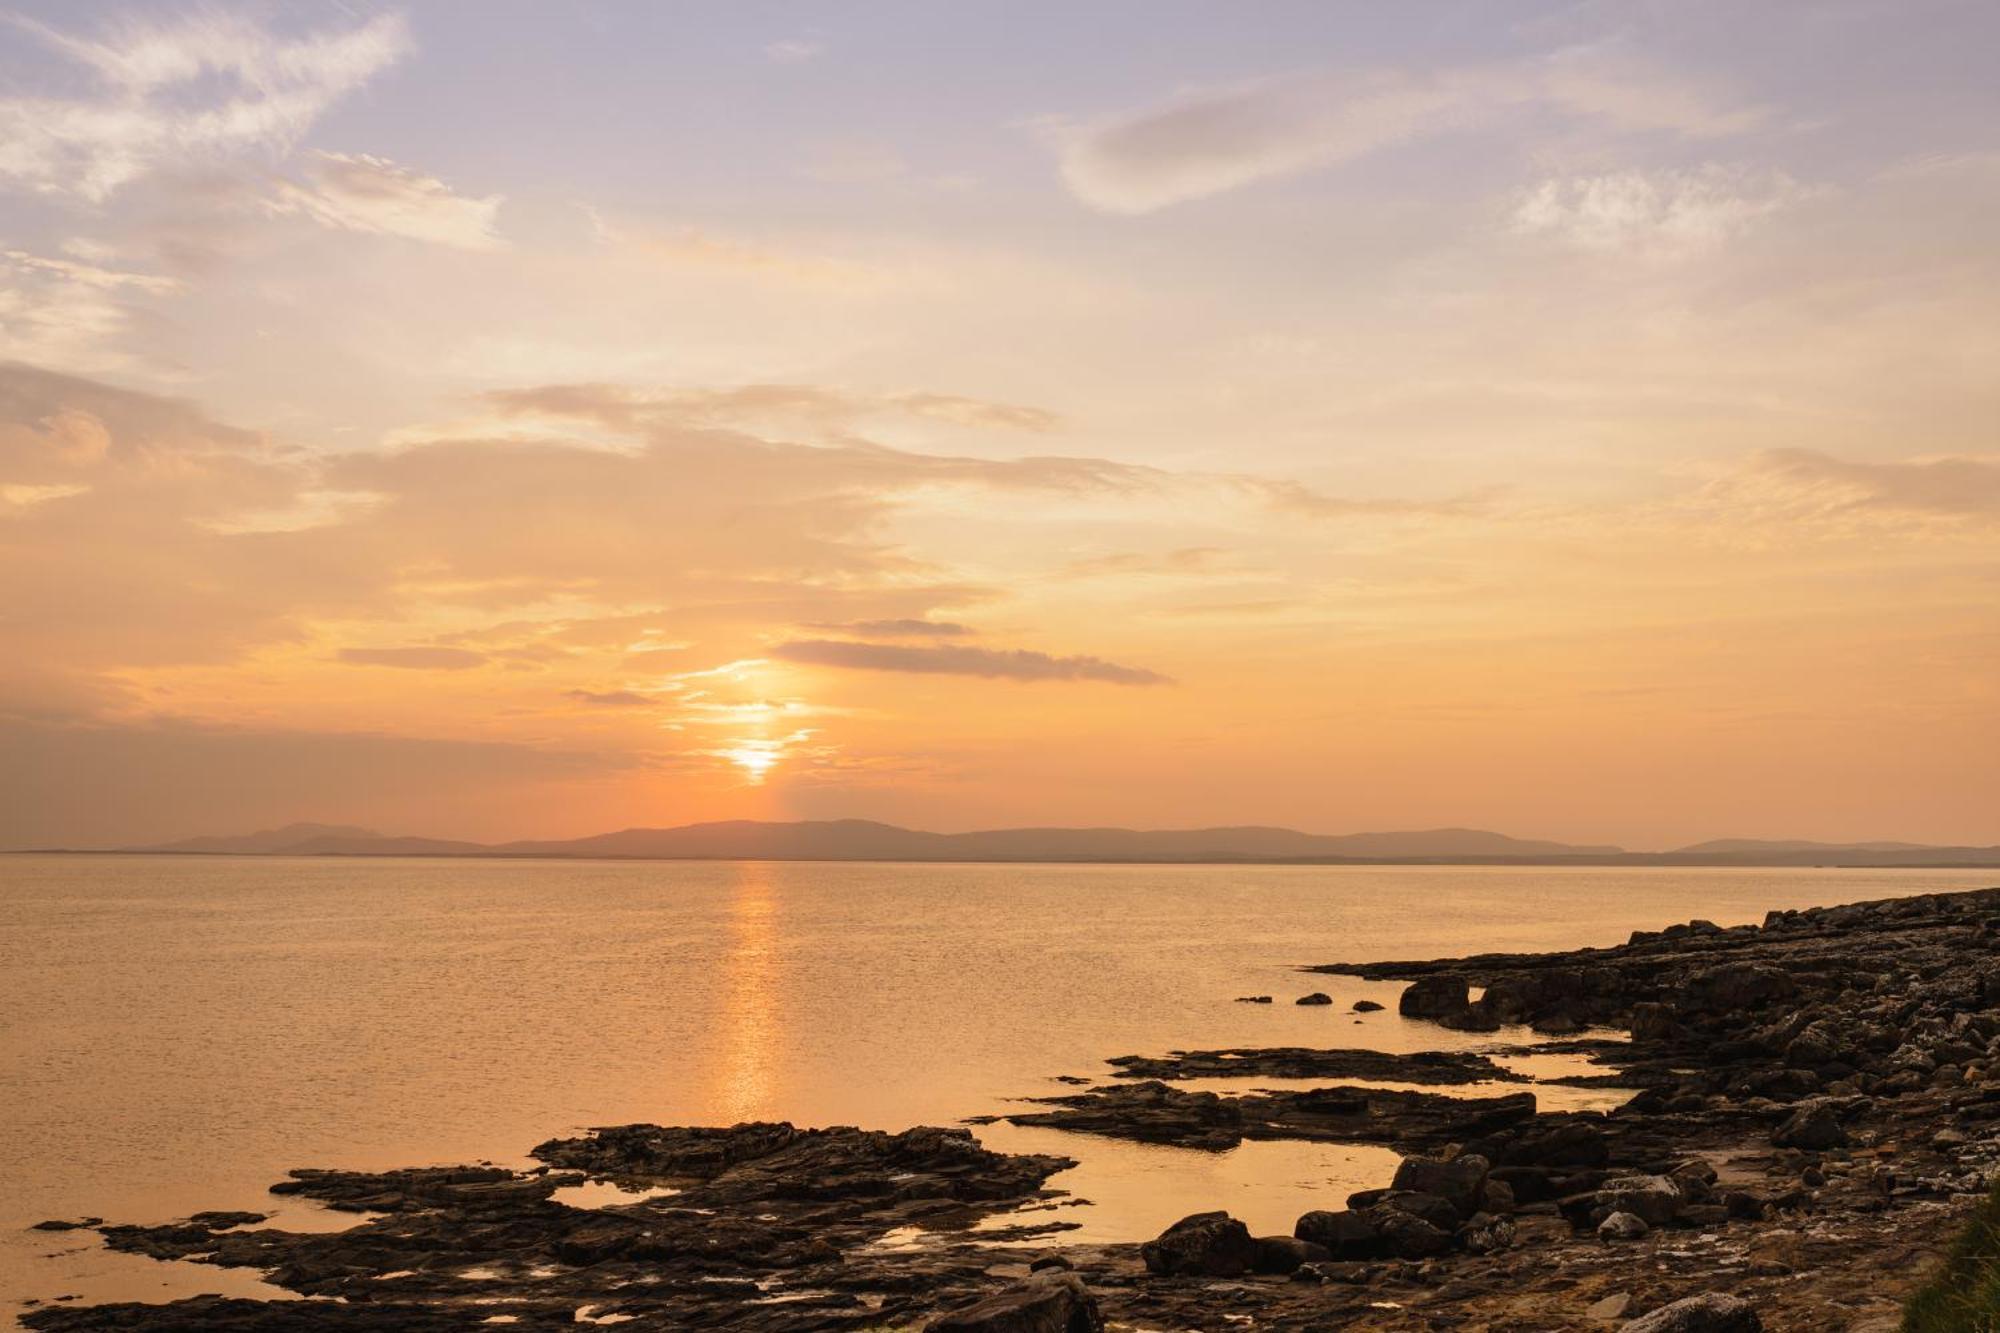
1771, 1101, 1848, 1150
1294, 1208, 1376, 1257
1140, 1211, 1257, 1277
1596, 1174, 1684, 1227
1681, 964, 1795, 1017
1352, 999, 1385, 1012
1250, 1234, 1329, 1274
1390, 1151, 1490, 1219
1622, 1292, 1762, 1333
1362, 1204, 1452, 1258
1458, 1211, 1516, 1254
1482, 1117, 1609, 1170
1783, 1022, 1849, 1069
1295, 992, 1333, 1006
1399, 974, 1471, 1020
1366, 1190, 1460, 1232
1631, 1002, 1686, 1042
926, 1273, 1105, 1333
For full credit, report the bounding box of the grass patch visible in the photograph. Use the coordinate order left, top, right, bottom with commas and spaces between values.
1906, 1179, 2000, 1332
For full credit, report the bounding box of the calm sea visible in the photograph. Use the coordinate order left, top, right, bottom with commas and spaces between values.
4, 855, 1994, 1316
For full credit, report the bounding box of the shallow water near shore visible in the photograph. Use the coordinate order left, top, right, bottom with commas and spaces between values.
4, 855, 1995, 1317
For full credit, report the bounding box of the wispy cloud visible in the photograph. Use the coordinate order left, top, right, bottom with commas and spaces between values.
1705, 449, 2000, 524
0, 248, 183, 368
1045, 54, 1765, 214
583, 210, 880, 289
772, 639, 1171, 685
764, 39, 822, 65
1512, 166, 1805, 256
563, 688, 655, 707
0, 9, 411, 199
484, 381, 1059, 434
1247, 479, 1500, 520
806, 618, 973, 638
336, 646, 488, 671
1061, 547, 1233, 579
268, 151, 505, 251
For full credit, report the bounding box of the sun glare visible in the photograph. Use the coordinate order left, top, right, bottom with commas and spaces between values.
720, 741, 783, 782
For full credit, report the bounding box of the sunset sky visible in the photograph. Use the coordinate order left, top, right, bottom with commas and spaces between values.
1, 1, 1996, 850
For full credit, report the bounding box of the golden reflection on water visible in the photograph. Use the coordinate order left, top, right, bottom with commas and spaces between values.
706, 862, 781, 1123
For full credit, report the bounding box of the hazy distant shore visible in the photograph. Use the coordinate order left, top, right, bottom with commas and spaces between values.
21, 817, 2000, 868
18, 847, 2000, 869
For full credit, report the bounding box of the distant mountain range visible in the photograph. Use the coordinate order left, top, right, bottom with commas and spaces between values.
115, 820, 2000, 866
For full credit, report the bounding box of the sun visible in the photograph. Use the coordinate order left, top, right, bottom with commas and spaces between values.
719, 742, 782, 783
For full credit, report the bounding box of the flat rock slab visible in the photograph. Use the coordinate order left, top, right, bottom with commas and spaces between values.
1105, 1046, 1531, 1084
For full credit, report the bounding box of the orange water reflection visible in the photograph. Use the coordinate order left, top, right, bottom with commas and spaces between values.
705, 862, 780, 1122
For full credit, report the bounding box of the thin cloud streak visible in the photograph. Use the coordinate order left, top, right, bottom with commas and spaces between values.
1047, 54, 1766, 213
337, 647, 489, 670
772, 639, 1172, 685
808, 619, 974, 638
268, 151, 506, 251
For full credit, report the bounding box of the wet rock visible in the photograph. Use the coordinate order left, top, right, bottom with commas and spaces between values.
1623, 1291, 1762, 1333
1599, 1210, 1649, 1240
1480, 1117, 1610, 1171
28, 1218, 102, 1232
1236, 995, 1273, 1004
1362, 1189, 1460, 1232
1391, 1151, 1490, 1219
1294, 1208, 1376, 1257
1596, 1174, 1684, 1227
1458, 1211, 1516, 1254
22, 1296, 476, 1330
927, 1272, 1105, 1333
1772, 1099, 1851, 1150
1352, 999, 1384, 1012
1588, 1291, 1633, 1320
1250, 1234, 1329, 1274
1723, 1190, 1768, 1220
1682, 963, 1796, 1016
1296, 992, 1333, 1006
186, 1212, 267, 1230
50, 1118, 1086, 1332
1101, 1046, 1528, 1084
1006, 1080, 1535, 1153
1784, 1021, 1850, 1069
1630, 1002, 1685, 1041
1399, 973, 1472, 1020
1140, 1211, 1257, 1277
1003, 1080, 1245, 1150
1363, 1204, 1452, 1258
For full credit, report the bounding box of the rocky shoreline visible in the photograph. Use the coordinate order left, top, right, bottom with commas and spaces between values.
23, 886, 2000, 1330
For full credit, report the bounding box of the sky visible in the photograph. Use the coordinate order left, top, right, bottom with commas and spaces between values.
0, 0, 1996, 851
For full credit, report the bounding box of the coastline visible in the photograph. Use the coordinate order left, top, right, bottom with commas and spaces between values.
13, 848, 2000, 869
20, 883, 2000, 1330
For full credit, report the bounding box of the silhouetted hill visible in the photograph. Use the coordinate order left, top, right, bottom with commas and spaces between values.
144, 822, 487, 856
134, 819, 1623, 863
1664, 840, 2000, 867
1675, 838, 1930, 855
120, 820, 2000, 866
489, 821, 1625, 862
147, 822, 386, 854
